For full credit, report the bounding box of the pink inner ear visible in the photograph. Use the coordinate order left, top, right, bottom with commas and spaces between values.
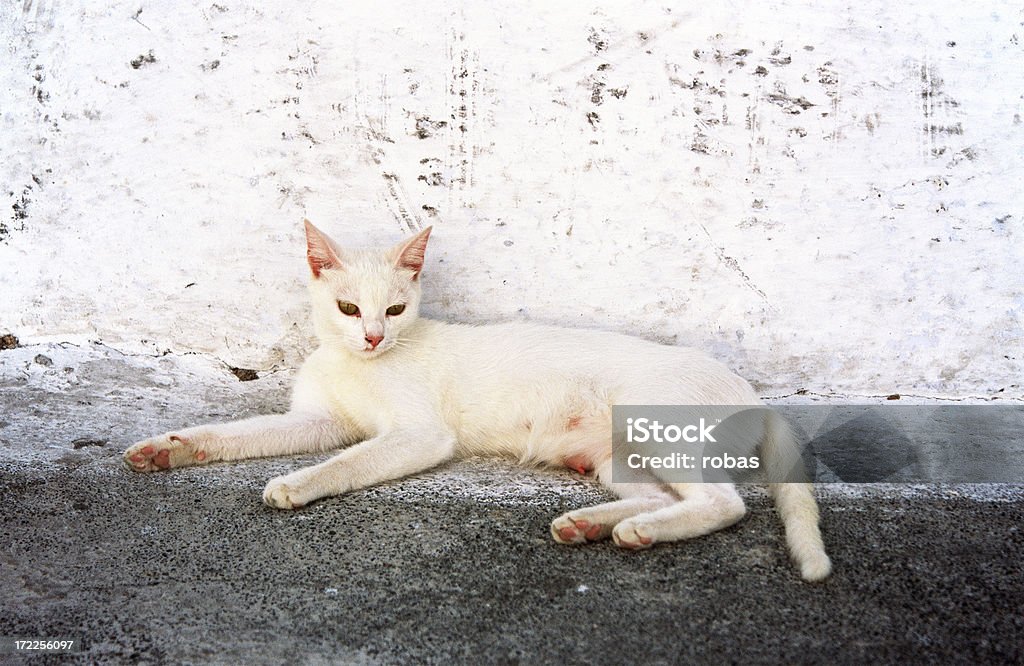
395, 226, 432, 279
304, 219, 341, 278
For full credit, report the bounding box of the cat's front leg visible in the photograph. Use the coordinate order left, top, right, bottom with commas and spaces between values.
124, 428, 217, 472
263, 428, 457, 509
124, 411, 352, 472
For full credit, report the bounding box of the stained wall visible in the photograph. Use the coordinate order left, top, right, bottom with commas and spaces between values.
2, 1, 1021, 398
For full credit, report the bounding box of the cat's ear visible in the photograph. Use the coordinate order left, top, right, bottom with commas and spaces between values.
392, 226, 432, 280
304, 219, 342, 278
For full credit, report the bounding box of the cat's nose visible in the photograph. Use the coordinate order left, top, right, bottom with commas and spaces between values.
364, 334, 384, 350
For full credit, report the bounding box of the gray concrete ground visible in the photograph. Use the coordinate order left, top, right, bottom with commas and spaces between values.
1, 343, 1022, 664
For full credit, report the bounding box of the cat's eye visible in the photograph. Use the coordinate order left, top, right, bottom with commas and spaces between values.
337, 301, 360, 317
386, 303, 406, 317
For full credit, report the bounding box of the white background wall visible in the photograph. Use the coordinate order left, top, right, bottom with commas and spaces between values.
2, 1, 1021, 399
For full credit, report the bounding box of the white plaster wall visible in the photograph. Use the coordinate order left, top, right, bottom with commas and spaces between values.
1, 1, 1021, 398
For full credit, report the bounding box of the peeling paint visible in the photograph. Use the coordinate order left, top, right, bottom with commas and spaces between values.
0, 1, 1020, 399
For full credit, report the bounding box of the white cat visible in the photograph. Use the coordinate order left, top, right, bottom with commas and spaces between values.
124, 220, 831, 582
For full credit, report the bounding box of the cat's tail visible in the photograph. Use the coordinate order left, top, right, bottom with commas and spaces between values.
761, 410, 832, 582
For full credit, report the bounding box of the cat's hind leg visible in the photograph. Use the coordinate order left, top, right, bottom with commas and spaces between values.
551, 460, 677, 544
610, 482, 746, 549
124, 411, 350, 472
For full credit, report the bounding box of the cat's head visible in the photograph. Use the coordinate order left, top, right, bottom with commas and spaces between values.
303, 219, 431, 358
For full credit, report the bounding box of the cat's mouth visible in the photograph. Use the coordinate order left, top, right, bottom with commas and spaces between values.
359, 341, 390, 356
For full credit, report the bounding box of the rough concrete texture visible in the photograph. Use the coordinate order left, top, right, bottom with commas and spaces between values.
2, 1, 1022, 398
2, 343, 1022, 664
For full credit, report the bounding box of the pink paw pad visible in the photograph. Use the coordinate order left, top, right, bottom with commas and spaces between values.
617, 534, 653, 549
558, 526, 578, 541
196, 451, 206, 462
585, 524, 603, 540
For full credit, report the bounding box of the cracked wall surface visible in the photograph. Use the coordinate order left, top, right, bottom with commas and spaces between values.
1, 1, 1021, 399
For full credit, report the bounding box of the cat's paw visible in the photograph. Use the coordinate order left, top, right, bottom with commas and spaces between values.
799, 552, 833, 583
123, 433, 208, 472
263, 477, 307, 510
611, 520, 656, 550
551, 513, 610, 544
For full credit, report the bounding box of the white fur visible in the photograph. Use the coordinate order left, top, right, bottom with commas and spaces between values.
125, 222, 832, 582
